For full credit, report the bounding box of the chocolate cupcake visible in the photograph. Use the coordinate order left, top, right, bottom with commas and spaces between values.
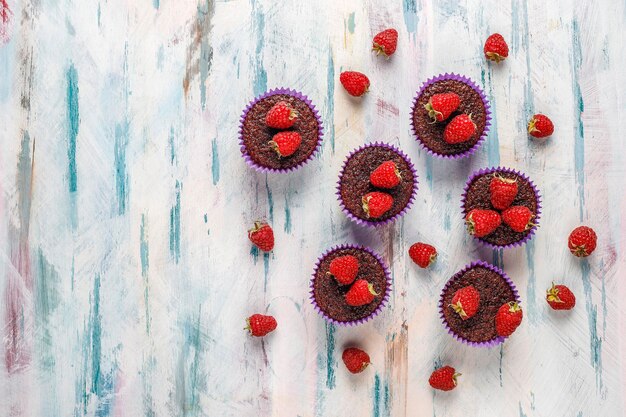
239, 88, 323, 173
337, 143, 418, 227
461, 167, 541, 248
310, 245, 391, 326
439, 261, 520, 347
410, 73, 491, 158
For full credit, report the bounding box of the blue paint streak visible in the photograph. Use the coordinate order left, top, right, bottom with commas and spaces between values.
581, 259, 602, 389
443, 192, 451, 231
250, 245, 259, 264
482, 68, 500, 165
263, 252, 270, 291
325, 323, 336, 389
97, 3, 101, 27
525, 240, 538, 324
34, 249, 60, 372
17, 132, 33, 241
251, 0, 267, 96
492, 249, 503, 269
284, 194, 291, 233
90, 274, 102, 396
265, 177, 274, 222
373, 374, 381, 417
425, 155, 433, 190
114, 122, 129, 215
211, 138, 220, 185
520, 0, 534, 130
347, 12, 355, 34
170, 181, 181, 263
326, 48, 335, 153
197, 0, 214, 109
140, 215, 151, 335
66, 64, 79, 193
402, 0, 418, 35
153, 0, 159, 9
177, 310, 205, 416
572, 20, 585, 221
169, 127, 176, 165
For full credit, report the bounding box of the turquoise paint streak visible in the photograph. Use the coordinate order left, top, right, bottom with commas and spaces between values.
176, 310, 206, 416
67, 64, 79, 193
347, 12, 355, 33
443, 192, 451, 231
373, 374, 381, 417
402, 0, 418, 34
326, 48, 335, 153
17, 132, 33, 241
169, 127, 176, 165
325, 323, 336, 389
140, 215, 151, 334
198, 0, 214, 109
572, 20, 585, 221
263, 252, 270, 291
482, 68, 500, 165
97, 3, 101, 27
114, 122, 129, 215
284, 194, 291, 233
251, 0, 267, 96
153, 0, 159, 9
519, 402, 527, 417
581, 259, 602, 389
525, 240, 538, 324
170, 181, 181, 263
499, 345, 504, 387
425, 155, 433, 190
265, 177, 274, 222
211, 138, 219, 185
34, 249, 60, 371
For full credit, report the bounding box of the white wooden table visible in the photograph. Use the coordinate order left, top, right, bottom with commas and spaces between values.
1, 0, 624, 416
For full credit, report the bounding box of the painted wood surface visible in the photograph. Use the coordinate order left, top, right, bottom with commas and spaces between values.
1, 0, 625, 416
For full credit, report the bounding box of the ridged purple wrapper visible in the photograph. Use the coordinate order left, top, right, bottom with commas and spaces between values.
310, 244, 392, 326
336, 142, 418, 228
439, 260, 521, 348
461, 166, 542, 249
239, 88, 323, 173
410, 73, 491, 159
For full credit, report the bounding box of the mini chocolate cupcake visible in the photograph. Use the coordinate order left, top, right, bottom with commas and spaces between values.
410, 73, 491, 158
310, 245, 391, 326
337, 143, 418, 227
439, 261, 520, 347
239, 88, 323, 173
461, 167, 541, 248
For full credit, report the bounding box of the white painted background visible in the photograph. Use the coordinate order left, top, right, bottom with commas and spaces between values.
0, 0, 624, 416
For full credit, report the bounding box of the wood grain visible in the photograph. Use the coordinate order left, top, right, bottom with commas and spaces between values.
0, 0, 624, 416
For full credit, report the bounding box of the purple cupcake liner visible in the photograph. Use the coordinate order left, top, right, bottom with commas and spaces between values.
439, 260, 521, 348
336, 142, 419, 228
309, 244, 392, 326
410, 73, 491, 159
461, 166, 542, 249
238, 88, 324, 173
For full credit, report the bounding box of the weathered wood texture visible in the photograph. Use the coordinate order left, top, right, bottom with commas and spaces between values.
0, 0, 625, 416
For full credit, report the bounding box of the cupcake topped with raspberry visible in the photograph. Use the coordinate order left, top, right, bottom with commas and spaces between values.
310, 245, 391, 326
337, 143, 418, 227
411, 73, 491, 158
239, 88, 323, 173
462, 167, 541, 248
440, 261, 522, 347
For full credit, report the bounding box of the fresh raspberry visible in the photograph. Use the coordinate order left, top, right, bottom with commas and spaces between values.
568, 226, 597, 257
342, 347, 371, 373
408, 242, 437, 268
245, 314, 277, 337
429, 366, 460, 391
495, 302, 523, 337
265, 101, 298, 129
370, 160, 401, 189
484, 33, 509, 63
528, 114, 554, 138
340, 71, 370, 97
345, 279, 378, 306
546, 283, 576, 310
489, 175, 518, 210
424, 92, 460, 122
329, 255, 359, 285
248, 221, 274, 251
465, 209, 501, 238
362, 191, 393, 219
269, 131, 302, 157
372, 28, 398, 57
443, 114, 476, 144
502, 206, 535, 233
449, 286, 480, 320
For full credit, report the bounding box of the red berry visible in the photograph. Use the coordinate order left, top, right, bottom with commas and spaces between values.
342, 347, 371, 373
424, 92, 460, 122
329, 255, 359, 285
429, 366, 460, 391
489, 175, 518, 210
408, 243, 437, 268
345, 279, 378, 306
502, 206, 535, 232
443, 114, 476, 144
340, 71, 370, 97
269, 131, 302, 157
248, 221, 274, 252
362, 191, 393, 219
528, 114, 554, 138
246, 314, 277, 337
372, 28, 398, 57
546, 283, 576, 310
370, 160, 401, 189
568, 226, 597, 257
484, 33, 509, 63
465, 209, 501, 238
449, 286, 480, 320
495, 302, 523, 337
265, 101, 298, 129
